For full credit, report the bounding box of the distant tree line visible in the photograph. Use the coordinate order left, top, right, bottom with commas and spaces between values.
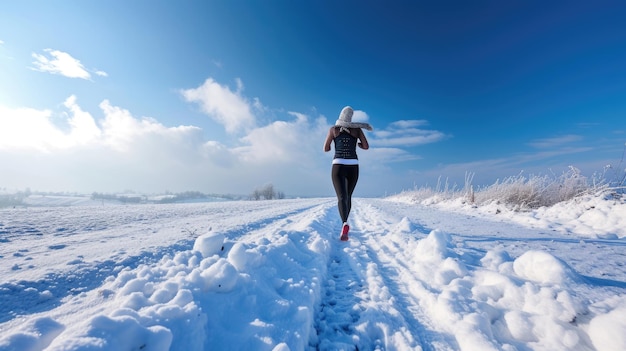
91, 192, 143, 204
0, 188, 30, 207
250, 183, 285, 200
90, 191, 239, 204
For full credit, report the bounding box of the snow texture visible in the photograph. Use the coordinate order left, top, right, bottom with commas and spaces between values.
1, 195, 625, 350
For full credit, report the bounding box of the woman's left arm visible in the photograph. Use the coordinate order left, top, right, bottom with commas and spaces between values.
357, 129, 369, 150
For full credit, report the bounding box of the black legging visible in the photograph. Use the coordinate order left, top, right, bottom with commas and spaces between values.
331, 164, 359, 223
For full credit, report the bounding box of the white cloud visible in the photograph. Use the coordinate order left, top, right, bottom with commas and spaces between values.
389, 120, 429, 129
31, 49, 91, 79
30, 49, 107, 80
373, 119, 448, 147
0, 95, 103, 151
365, 147, 421, 164
234, 112, 325, 165
528, 135, 583, 148
181, 78, 257, 134
0, 96, 200, 153
0, 105, 62, 151
63, 95, 102, 145
352, 110, 370, 123
0, 80, 442, 196
0, 96, 332, 195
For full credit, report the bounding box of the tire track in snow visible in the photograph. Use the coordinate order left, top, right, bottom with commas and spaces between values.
314, 229, 367, 350
314, 202, 425, 351
349, 202, 458, 350
359, 242, 458, 351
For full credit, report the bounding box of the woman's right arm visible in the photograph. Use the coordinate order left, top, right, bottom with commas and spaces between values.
323, 127, 334, 152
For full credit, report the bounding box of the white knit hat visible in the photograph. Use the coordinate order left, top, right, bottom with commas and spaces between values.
335, 106, 373, 131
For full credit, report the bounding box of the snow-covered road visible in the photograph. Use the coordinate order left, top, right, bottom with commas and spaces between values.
1, 197, 625, 350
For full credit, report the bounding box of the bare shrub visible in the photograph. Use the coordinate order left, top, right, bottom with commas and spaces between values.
474, 167, 599, 210
392, 165, 617, 210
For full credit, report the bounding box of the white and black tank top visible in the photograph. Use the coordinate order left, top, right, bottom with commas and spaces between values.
333, 131, 358, 162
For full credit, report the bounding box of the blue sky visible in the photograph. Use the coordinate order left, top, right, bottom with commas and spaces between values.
1, 1, 625, 197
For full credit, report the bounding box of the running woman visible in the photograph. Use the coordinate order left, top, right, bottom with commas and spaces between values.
323, 106, 372, 241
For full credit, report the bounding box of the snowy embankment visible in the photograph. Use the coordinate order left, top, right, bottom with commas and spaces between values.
389, 192, 626, 240
1, 195, 625, 350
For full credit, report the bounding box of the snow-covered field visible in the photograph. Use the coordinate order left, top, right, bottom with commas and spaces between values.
1, 195, 625, 351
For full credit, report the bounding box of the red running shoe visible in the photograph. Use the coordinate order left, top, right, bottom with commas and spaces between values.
340, 223, 349, 241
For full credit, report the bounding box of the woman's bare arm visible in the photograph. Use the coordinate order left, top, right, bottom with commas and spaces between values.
323, 127, 334, 152
357, 128, 369, 149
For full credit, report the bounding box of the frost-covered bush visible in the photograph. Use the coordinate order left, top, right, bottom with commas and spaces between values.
474, 167, 598, 209
392, 166, 613, 210
475, 174, 548, 208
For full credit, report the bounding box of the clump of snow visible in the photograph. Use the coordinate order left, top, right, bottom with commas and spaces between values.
79, 314, 173, 351
228, 242, 265, 271
0, 317, 64, 350
192, 232, 225, 258
513, 250, 580, 285
588, 296, 626, 351
199, 258, 239, 292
